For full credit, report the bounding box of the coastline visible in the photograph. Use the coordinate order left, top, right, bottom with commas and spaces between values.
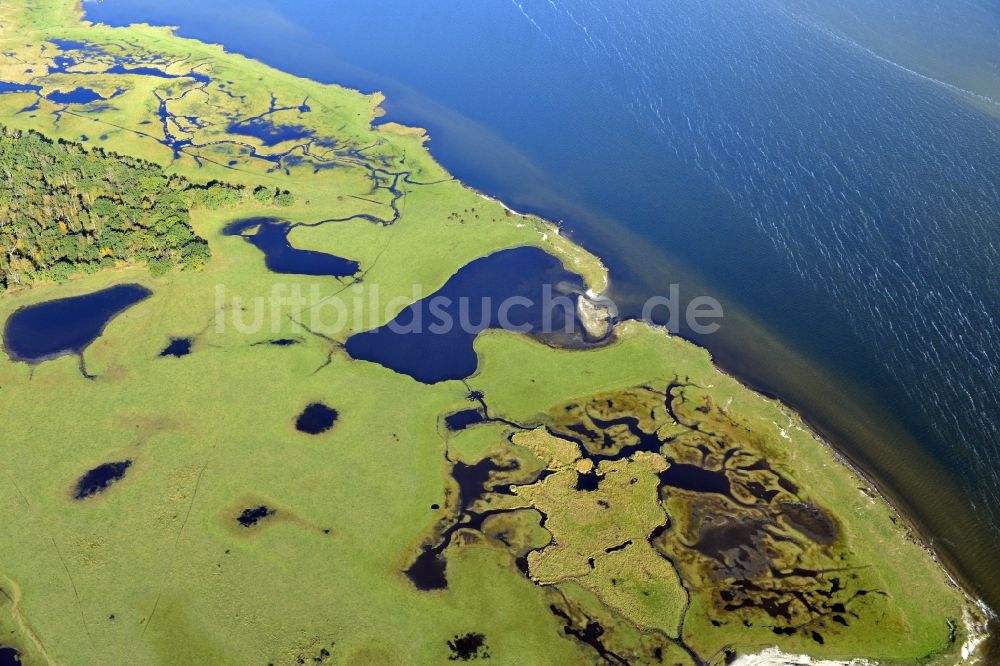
465, 152, 995, 661
393, 119, 998, 655
462, 182, 610, 294
703, 327, 997, 663
728, 358, 999, 648
35, 2, 991, 660
445, 119, 994, 661
633, 322, 993, 663
68, 0, 1000, 638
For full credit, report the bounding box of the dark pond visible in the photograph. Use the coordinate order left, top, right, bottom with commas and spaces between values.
51, 38, 211, 84
659, 463, 732, 497
345, 246, 586, 383
405, 456, 524, 591
46, 87, 104, 104
0, 646, 21, 666
267, 338, 300, 347
160, 337, 192, 357
444, 409, 485, 432
452, 458, 513, 512
3, 284, 152, 363
447, 633, 490, 661
295, 403, 338, 435
405, 546, 447, 591
237, 505, 274, 527
227, 118, 314, 146
575, 468, 603, 491
253, 337, 302, 347
106, 63, 210, 82
75, 460, 132, 500
223, 218, 359, 278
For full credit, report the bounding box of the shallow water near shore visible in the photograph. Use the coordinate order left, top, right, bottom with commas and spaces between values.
87, 0, 1000, 651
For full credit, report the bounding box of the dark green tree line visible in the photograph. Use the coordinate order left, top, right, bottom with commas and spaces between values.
0, 127, 293, 289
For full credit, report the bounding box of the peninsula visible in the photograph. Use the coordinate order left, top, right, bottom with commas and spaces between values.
0, 1, 987, 663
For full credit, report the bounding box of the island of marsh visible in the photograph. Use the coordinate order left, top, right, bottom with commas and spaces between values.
0, 0, 986, 664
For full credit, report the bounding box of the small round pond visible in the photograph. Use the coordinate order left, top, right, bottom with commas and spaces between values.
295, 403, 338, 435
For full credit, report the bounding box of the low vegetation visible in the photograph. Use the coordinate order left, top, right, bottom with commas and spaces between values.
0, 0, 981, 663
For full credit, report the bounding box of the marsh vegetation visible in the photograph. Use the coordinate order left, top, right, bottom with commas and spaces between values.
0, 1, 981, 663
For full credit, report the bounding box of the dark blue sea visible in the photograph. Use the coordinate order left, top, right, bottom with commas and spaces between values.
85, 0, 1000, 618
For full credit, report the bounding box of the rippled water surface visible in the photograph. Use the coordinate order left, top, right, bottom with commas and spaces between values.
86, 0, 1000, 622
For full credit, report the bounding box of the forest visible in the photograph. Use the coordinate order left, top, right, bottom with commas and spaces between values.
0, 127, 290, 289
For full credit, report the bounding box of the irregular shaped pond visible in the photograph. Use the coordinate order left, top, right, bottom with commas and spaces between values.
453, 458, 513, 512
0, 81, 41, 94
237, 505, 274, 527
105, 63, 209, 83
228, 118, 314, 146
48, 38, 90, 51
3, 284, 152, 363
447, 633, 490, 661
295, 403, 338, 435
576, 468, 604, 491
404, 547, 448, 591
47, 87, 105, 104
160, 337, 192, 358
444, 409, 485, 432
345, 247, 586, 383
75, 460, 132, 500
659, 463, 731, 497
224, 218, 359, 278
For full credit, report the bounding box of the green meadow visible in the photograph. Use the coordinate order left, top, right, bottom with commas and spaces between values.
0, 0, 982, 664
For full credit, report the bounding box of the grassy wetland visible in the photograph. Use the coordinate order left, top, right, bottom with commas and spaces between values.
0, 0, 986, 664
